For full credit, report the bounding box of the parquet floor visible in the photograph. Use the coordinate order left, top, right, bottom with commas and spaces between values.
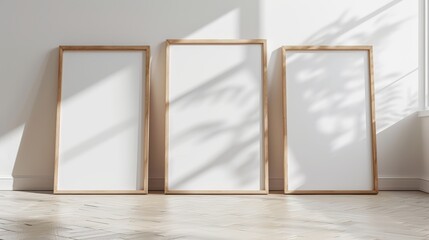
0, 191, 428, 240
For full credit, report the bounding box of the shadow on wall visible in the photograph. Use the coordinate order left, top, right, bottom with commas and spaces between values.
376, 113, 423, 178
302, 0, 406, 45
300, 0, 418, 131
7, 0, 262, 190
267, 0, 419, 189
12, 49, 58, 190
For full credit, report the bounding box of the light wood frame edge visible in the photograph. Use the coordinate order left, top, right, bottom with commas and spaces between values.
284, 190, 378, 195
54, 45, 151, 195
165, 190, 268, 195
281, 45, 379, 195
164, 39, 269, 195
54, 190, 149, 195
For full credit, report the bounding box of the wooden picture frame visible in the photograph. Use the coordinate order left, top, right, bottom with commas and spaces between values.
54, 46, 150, 194
282, 46, 378, 195
165, 39, 268, 194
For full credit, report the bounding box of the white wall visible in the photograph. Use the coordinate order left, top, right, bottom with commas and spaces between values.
0, 0, 424, 191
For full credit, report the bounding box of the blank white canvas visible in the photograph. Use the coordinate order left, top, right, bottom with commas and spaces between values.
168, 44, 264, 191
57, 51, 145, 191
285, 50, 373, 191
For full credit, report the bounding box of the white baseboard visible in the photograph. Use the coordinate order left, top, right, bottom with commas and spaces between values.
378, 177, 429, 193
272, 178, 429, 192
146, 177, 429, 192
1, 176, 428, 193
0, 175, 54, 191
378, 177, 422, 190
0, 177, 14, 190
419, 179, 429, 193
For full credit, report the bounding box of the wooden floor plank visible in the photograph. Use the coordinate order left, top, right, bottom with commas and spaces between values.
0, 191, 427, 239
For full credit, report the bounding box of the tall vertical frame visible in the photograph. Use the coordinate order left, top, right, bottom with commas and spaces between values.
165, 39, 268, 194
55, 46, 150, 194
282, 46, 378, 194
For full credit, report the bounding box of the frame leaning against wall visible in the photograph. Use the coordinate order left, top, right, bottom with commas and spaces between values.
54, 46, 151, 194
282, 46, 378, 195
164, 39, 269, 194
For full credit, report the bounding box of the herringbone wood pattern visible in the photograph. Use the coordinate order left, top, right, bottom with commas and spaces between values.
0, 191, 428, 239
